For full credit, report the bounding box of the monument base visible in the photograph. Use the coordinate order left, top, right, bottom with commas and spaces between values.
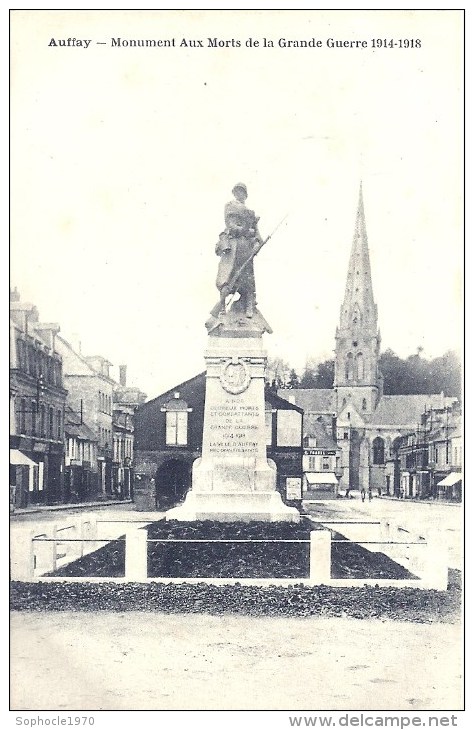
166, 490, 300, 523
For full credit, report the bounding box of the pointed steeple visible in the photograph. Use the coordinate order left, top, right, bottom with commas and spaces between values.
340, 182, 377, 331
334, 185, 383, 413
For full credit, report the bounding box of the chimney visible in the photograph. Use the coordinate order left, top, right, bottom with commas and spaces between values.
119, 365, 127, 386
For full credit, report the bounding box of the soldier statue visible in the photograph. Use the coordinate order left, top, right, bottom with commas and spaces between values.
215, 183, 262, 318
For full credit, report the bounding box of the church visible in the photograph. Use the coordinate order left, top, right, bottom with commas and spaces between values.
279, 186, 456, 495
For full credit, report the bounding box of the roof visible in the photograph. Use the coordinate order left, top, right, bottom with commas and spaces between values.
304, 420, 338, 449
141, 372, 206, 409
55, 336, 116, 382
373, 394, 458, 426
64, 409, 97, 441
278, 388, 334, 413
265, 389, 304, 413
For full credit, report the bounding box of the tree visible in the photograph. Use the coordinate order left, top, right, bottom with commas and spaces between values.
287, 368, 300, 389
379, 348, 461, 398
299, 358, 334, 389
265, 357, 292, 389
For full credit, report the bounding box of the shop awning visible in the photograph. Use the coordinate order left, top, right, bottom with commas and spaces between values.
305, 472, 338, 485
437, 472, 462, 487
10, 449, 36, 467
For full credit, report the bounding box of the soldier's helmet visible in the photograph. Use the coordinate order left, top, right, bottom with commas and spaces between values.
232, 182, 248, 196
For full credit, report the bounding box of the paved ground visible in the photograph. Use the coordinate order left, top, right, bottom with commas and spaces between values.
306, 497, 463, 570
10, 611, 463, 711
10, 500, 463, 711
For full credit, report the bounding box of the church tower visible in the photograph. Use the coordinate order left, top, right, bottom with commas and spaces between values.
334, 184, 383, 418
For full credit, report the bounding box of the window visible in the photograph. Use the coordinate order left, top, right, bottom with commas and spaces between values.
309, 456, 316, 470
166, 411, 188, 446
322, 459, 330, 470
40, 405, 46, 437
20, 398, 26, 434
49, 407, 54, 439
57, 409, 62, 439
345, 353, 354, 380
31, 401, 37, 435
28, 346, 35, 375
356, 353, 364, 380
373, 437, 385, 465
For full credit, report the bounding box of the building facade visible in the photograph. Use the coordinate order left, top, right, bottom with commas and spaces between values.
55, 337, 116, 499
302, 422, 342, 500
134, 373, 304, 511
279, 187, 460, 497
10, 290, 67, 507
64, 406, 99, 502
396, 401, 462, 501
112, 365, 147, 499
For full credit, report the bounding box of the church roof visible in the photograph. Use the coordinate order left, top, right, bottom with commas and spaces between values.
372, 394, 457, 426
278, 388, 334, 413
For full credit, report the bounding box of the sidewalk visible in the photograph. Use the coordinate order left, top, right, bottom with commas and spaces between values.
379, 495, 462, 506
10, 498, 133, 518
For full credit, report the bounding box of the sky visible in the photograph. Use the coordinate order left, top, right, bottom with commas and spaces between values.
10, 9, 463, 400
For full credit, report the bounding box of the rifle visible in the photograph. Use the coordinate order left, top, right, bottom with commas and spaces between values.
209, 213, 288, 319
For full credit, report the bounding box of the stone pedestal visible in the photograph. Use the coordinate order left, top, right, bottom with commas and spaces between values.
167, 335, 299, 522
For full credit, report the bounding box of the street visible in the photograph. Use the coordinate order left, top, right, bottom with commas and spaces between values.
10, 500, 463, 710
10, 610, 462, 711
305, 496, 462, 571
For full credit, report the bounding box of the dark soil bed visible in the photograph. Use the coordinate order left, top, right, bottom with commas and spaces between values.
146, 519, 319, 578
42, 519, 418, 580
10, 572, 462, 622
45, 538, 125, 578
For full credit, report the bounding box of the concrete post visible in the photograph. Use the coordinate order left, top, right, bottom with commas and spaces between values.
125, 528, 148, 581
309, 529, 331, 583
33, 526, 58, 576
420, 529, 448, 591
10, 529, 35, 581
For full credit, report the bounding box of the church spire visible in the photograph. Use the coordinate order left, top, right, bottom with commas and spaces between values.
334, 185, 383, 413
340, 182, 377, 330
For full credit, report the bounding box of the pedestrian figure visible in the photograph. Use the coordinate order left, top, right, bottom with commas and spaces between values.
361, 487, 366, 502
345, 487, 351, 498
368, 486, 373, 501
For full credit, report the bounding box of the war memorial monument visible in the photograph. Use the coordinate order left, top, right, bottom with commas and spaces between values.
167, 183, 299, 522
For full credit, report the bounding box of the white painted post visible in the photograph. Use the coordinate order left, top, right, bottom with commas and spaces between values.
125, 528, 148, 581
420, 530, 448, 591
11, 529, 35, 581
309, 530, 331, 583
50, 525, 58, 573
